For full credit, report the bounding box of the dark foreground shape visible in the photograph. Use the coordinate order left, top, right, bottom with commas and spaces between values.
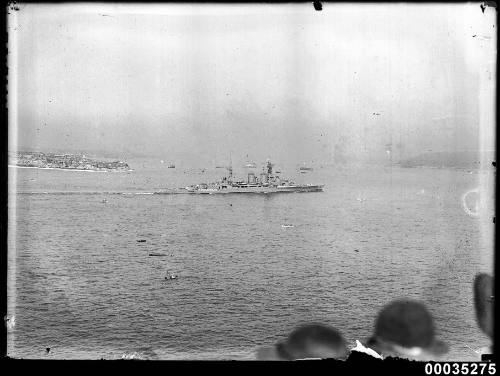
256, 323, 348, 360
368, 299, 448, 360
473, 273, 494, 339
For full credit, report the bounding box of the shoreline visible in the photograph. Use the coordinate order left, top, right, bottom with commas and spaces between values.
8, 165, 133, 173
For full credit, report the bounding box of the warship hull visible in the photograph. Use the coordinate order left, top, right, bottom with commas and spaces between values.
155, 185, 324, 195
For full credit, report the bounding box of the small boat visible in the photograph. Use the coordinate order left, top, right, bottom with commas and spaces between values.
299, 161, 314, 171
165, 271, 178, 280
167, 164, 175, 168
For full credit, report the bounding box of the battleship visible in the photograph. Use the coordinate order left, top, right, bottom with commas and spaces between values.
157, 160, 324, 194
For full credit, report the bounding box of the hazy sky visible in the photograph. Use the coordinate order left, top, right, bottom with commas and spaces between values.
8, 3, 496, 166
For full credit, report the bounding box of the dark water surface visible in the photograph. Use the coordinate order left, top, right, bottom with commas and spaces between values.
7, 161, 495, 360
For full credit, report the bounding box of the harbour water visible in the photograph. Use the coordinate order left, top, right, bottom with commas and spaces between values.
7, 160, 495, 360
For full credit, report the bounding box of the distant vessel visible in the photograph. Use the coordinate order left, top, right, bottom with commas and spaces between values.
299, 163, 314, 171
167, 163, 175, 168
245, 162, 257, 168
164, 160, 324, 194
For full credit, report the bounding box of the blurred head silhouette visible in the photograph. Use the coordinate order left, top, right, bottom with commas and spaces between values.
367, 299, 448, 361
473, 273, 494, 339
256, 323, 348, 360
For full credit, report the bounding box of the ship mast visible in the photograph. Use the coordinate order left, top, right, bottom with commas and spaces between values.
228, 151, 233, 179
266, 159, 273, 175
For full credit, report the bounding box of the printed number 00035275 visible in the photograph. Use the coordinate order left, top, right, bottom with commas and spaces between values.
424, 363, 496, 375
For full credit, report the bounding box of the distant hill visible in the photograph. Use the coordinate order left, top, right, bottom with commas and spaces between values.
399, 151, 496, 170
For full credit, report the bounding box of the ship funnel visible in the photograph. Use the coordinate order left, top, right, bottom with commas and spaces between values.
248, 172, 256, 184
260, 171, 268, 183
